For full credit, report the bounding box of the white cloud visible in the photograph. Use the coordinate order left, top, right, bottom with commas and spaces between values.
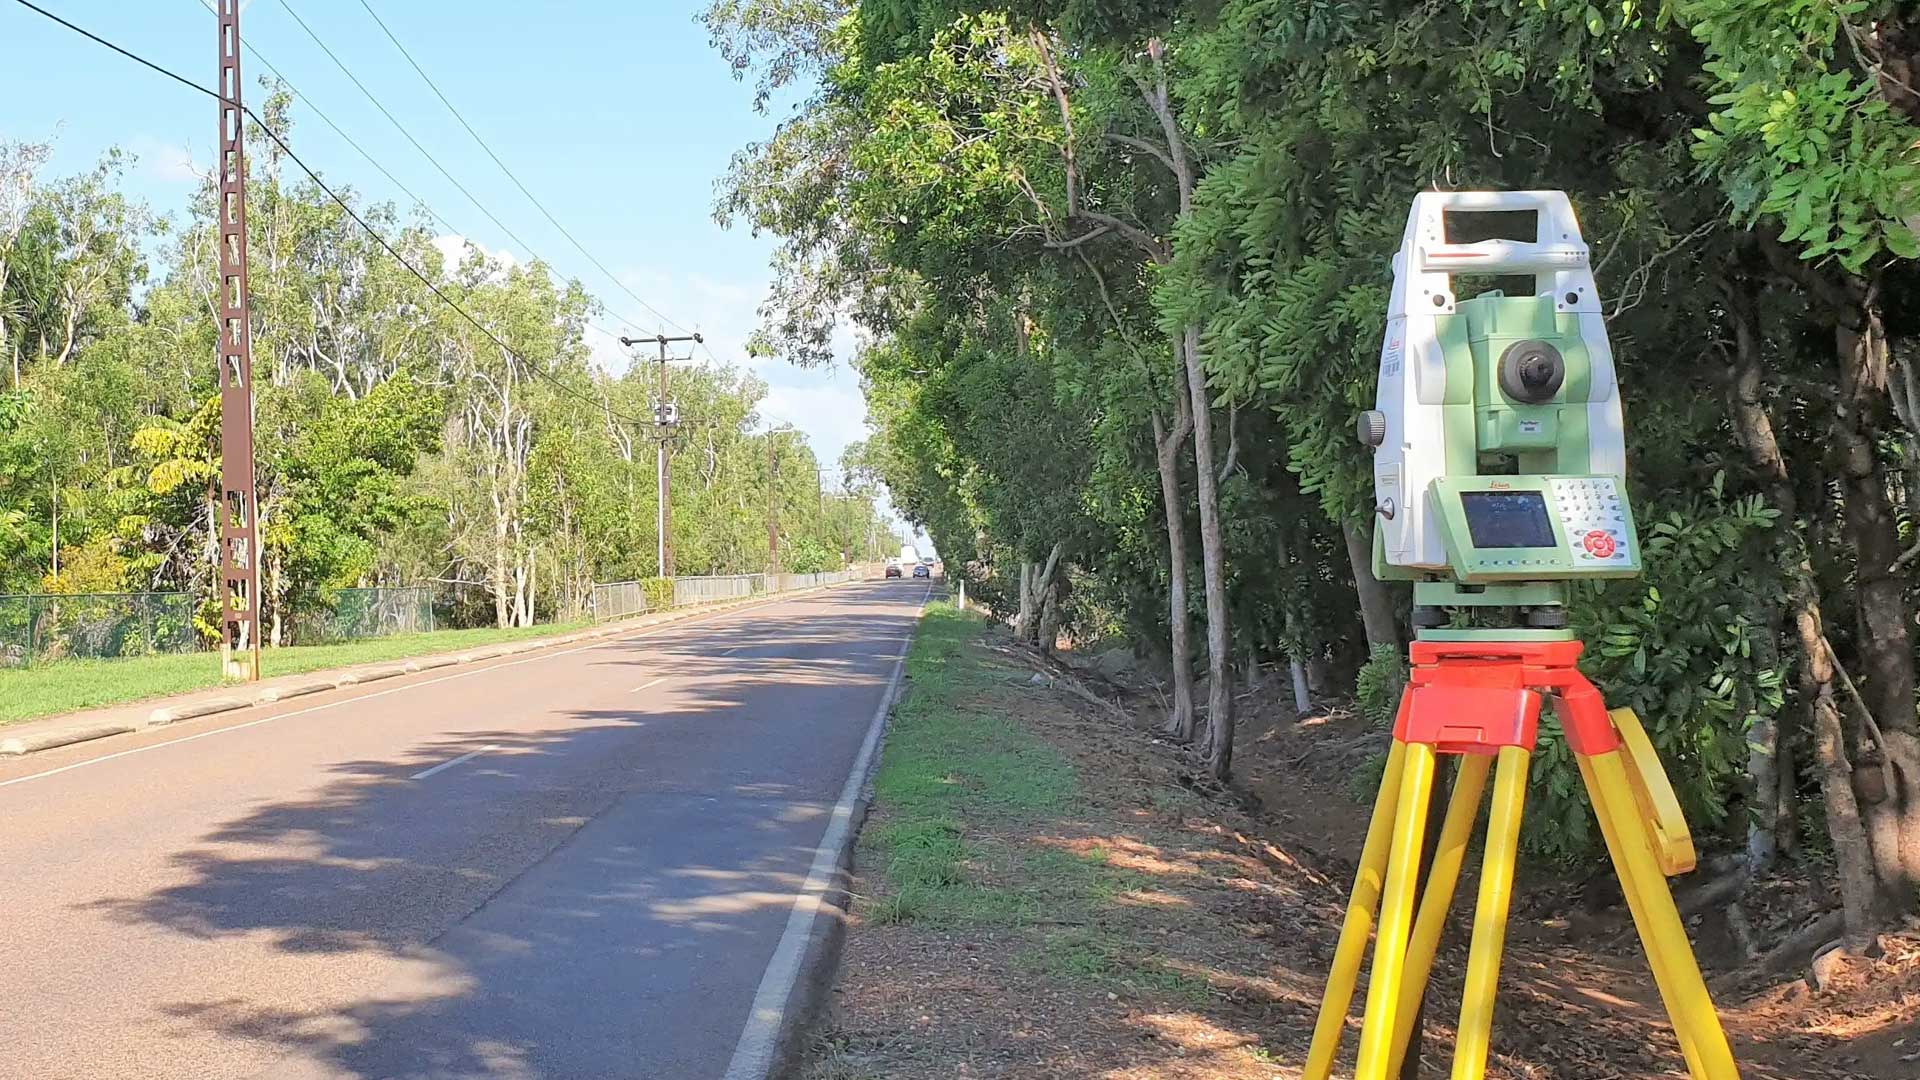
762, 377, 870, 465
432, 234, 520, 277
128, 136, 203, 185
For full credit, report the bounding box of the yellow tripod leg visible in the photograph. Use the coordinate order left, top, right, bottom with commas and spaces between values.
1353, 741, 1437, 1080
1585, 750, 1741, 1080
1577, 754, 1708, 1079
1451, 745, 1530, 1080
1303, 740, 1409, 1080
1385, 753, 1492, 1079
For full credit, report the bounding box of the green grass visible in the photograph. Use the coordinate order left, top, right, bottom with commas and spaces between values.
860, 602, 1077, 930
0, 619, 588, 726
1024, 929, 1213, 1003
860, 602, 1223, 1008
862, 604, 1147, 932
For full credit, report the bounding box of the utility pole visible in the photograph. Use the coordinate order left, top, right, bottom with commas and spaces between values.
215, 0, 261, 682
620, 333, 701, 577
768, 436, 779, 576
766, 424, 794, 576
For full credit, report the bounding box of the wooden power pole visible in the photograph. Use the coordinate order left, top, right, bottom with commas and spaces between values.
215, 0, 261, 681
619, 333, 701, 577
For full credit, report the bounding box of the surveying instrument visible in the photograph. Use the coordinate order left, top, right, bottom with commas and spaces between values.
1309, 191, 1740, 1079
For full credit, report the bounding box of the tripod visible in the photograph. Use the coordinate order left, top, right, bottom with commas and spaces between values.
1304, 638, 1739, 1080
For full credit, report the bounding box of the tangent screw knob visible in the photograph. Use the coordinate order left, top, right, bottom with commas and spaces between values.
1357, 409, 1387, 447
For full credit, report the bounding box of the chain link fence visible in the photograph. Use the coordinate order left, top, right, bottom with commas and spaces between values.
673, 574, 767, 607
0, 592, 198, 668
285, 587, 434, 646
771, 569, 864, 592
590, 581, 649, 622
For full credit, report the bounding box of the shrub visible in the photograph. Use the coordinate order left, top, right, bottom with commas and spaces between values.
1354, 643, 1406, 728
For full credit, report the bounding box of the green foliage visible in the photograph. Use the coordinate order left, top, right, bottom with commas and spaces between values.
1354, 644, 1406, 730
783, 537, 836, 573
1680, 0, 1920, 272
1545, 479, 1788, 857
641, 577, 675, 611
0, 117, 895, 637
704, 0, 1920, 878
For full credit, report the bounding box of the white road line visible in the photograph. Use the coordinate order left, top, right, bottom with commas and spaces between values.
630, 677, 667, 694
0, 585, 874, 792
410, 744, 501, 781
723, 582, 932, 1080
723, 646, 741, 655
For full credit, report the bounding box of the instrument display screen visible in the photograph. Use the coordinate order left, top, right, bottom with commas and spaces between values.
1460, 491, 1556, 549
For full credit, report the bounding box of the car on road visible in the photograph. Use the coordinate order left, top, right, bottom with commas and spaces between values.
912, 562, 930, 578
884, 561, 903, 578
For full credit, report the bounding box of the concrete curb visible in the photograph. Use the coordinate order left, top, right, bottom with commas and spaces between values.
765, 789, 874, 1079
257, 679, 333, 704
726, 588, 926, 1080
147, 697, 249, 727
1, 721, 140, 756
3, 578, 877, 760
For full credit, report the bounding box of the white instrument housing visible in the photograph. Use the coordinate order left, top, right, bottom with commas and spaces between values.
1372, 190, 1627, 571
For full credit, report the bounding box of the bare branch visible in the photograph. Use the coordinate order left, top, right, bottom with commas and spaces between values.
1045, 225, 1112, 251
1135, 37, 1194, 212
1104, 132, 1176, 176
1079, 210, 1169, 262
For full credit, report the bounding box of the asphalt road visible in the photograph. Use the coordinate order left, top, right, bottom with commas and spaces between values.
0, 579, 930, 1080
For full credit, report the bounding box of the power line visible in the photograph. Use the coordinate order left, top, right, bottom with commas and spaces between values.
186, 0, 635, 353
7, 0, 649, 425
350, 0, 705, 348
271, 0, 708, 359
272, 0, 699, 356
271, 0, 565, 278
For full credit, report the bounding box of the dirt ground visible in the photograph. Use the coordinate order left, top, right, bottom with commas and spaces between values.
806, 616, 1920, 1079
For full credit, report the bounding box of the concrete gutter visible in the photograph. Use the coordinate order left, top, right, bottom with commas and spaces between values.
0, 577, 875, 759
722, 584, 930, 1080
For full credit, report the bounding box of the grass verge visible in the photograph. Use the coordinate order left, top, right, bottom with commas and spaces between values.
857, 601, 1192, 982
0, 619, 587, 726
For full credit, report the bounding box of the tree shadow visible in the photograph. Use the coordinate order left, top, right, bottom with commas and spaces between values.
46, 588, 919, 1078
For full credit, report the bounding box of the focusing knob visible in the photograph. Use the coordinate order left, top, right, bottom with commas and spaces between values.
1357, 409, 1387, 447
1498, 339, 1566, 404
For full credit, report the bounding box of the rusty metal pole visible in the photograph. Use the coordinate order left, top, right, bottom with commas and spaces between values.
216, 0, 261, 681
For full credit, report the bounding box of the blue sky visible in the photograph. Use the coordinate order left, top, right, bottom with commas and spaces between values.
0, 0, 885, 502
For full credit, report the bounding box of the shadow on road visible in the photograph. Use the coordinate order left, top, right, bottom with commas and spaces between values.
61, 581, 928, 1079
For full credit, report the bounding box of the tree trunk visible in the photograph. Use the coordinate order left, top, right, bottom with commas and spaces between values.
1152, 407, 1199, 741
1813, 669, 1882, 945
492, 517, 511, 630
1834, 295, 1920, 904
1015, 560, 1037, 642
1033, 542, 1063, 652
1745, 606, 1784, 875
1344, 517, 1400, 653
1038, 576, 1063, 654
268, 546, 283, 649
48, 473, 57, 583
1180, 326, 1233, 780
521, 548, 538, 628
1776, 737, 1799, 858
1723, 274, 1885, 935
1275, 521, 1313, 715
